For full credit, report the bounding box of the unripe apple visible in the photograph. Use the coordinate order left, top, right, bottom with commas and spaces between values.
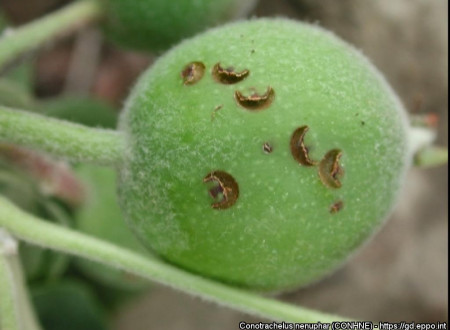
118, 19, 410, 291
101, 0, 258, 51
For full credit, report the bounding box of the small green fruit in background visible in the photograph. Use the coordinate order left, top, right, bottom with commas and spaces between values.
119, 18, 411, 291
101, 0, 258, 51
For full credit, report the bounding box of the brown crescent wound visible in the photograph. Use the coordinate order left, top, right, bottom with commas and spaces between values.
234, 86, 275, 111
203, 170, 239, 209
212, 63, 250, 84
290, 126, 317, 166
181, 61, 205, 85
318, 149, 344, 189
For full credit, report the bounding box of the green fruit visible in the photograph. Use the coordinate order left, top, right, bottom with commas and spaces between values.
75, 165, 151, 291
119, 19, 410, 291
101, 0, 258, 51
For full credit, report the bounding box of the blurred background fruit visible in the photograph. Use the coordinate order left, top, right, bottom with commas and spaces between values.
101, 0, 259, 51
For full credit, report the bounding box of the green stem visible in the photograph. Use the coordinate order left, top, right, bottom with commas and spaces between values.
414, 146, 448, 168
409, 126, 448, 168
0, 229, 42, 330
0, 0, 104, 73
0, 196, 347, 323
0, 106, 124, 165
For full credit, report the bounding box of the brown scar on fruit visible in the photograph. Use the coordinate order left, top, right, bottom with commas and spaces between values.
203, 170, 239, 209
211, 104, 223, 121
212, 63, 249, 84
330, 200, 343, 214
318, 149, 344, 188
234, 87, 275, 111
181, 61, 205, 85
263, 142, 273, 154
290, 126, 317, 166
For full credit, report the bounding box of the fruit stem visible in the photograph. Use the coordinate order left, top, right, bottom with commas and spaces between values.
408, 126, 448, 168
0, 0, 104, 73
413, 146, 448, 168
0, 229, 42, 330
0, 106, 125, 165
0, 196, 349, 323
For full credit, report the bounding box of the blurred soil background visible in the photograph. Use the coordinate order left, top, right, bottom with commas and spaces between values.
0, 0, 447, 328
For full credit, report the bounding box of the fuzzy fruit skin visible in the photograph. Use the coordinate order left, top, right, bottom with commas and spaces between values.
119, 19, 410, 291
101, 0, 257, 51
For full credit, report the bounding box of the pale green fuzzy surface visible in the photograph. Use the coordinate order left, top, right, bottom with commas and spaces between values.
102, 0, 257, 51
118, 19, 410, 291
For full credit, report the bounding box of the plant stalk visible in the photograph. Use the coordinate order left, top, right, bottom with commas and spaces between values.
0, 229, 42, 330
0, 106, 124, 165
408, 126, 448, 168
0, 196, 347, 323
0, 0, 104, 73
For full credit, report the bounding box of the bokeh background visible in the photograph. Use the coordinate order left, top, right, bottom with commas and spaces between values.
0, 0, 447, 328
